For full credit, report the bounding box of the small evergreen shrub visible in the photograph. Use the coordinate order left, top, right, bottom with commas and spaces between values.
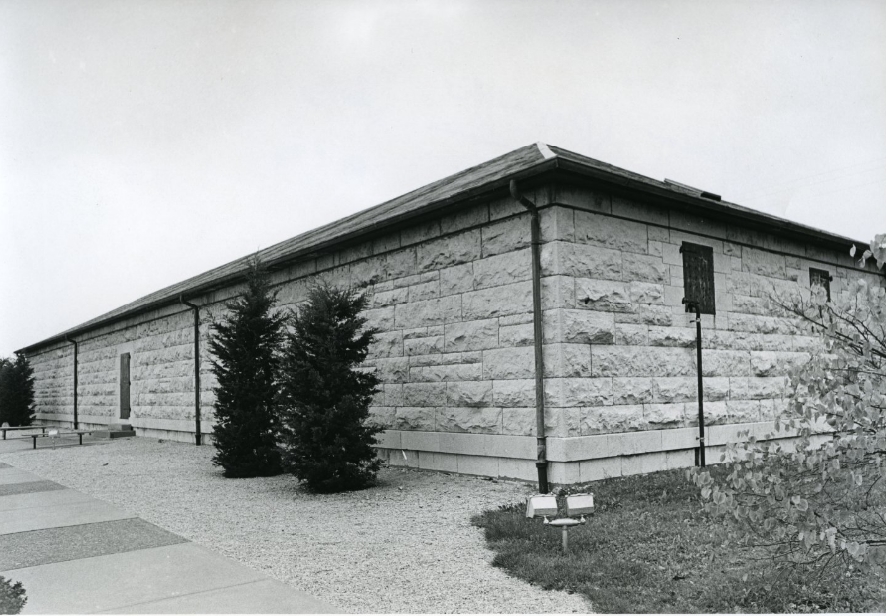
279, 283, 381, 493
207, 258, 288, 478
0, 355, 35, 427
0, 576, 27, 615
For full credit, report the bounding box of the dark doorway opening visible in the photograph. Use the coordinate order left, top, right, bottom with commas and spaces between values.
120, 353, 131, 420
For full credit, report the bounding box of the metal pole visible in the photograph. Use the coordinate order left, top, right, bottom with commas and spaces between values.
562, 527, 569, 554
695, 304, 706, 467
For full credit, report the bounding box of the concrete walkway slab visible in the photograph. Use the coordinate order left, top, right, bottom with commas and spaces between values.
0, 462, 339, 614
0, 518, 187, 571
4, 542, 284, 614
0, 468, 44, 485
0, 481, 65, 498
0, 488, 95, 512
0, 499, 135, 535
103, 578, 338, 614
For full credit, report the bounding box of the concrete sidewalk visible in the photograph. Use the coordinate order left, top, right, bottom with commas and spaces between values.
0, 461, 338, 614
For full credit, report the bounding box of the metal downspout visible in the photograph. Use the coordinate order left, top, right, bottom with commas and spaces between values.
179, 296, 202, 446
509, 180, 549, 493
65, 335, 78, 430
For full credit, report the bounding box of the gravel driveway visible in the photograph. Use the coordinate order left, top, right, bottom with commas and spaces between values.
1, 439, 591, 613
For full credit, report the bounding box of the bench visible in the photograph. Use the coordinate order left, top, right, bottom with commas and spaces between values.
1, 426, 47, 440
26, 429, 97, 449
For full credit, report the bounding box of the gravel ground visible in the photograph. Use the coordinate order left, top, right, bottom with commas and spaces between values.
1, 439, 591, 613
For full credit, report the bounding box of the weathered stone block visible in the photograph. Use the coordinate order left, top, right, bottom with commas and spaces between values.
652, 377, 697, 403
702, 350, 751, 377
416, 230, 481, 272
404, 336, 443, 356
408, 280, 440, 302
556, 242, 622, 280
575, 279, 632, 312
615, 323, 648, 346
446, 381, 493, 407
542, 343, 592, 378
481, 216, 530, 257
439, 263, 474, 296
581, 405, 644, 434
440, 205, 489, 234
473, 250, 532, 289
742, 247, 786, 279
630, 282, 664, 304
401, 220, 441, 247
402, 382, 447, 406
394, 296, 461, 329
574, 210, 648, 254
545, 309, 615, 344
611, 194, 669, 226
409, 363, 482, 382
730, 377, 785, 400
750, 351, 810, 376
544, 407, 582, 437
502, 407, 536, 436
493, 379, 535, 407
545, 377, 611, 407
644, 403, 685, 429
462, 281, 532, 320
612, 377, 655, 405
540, 275, 576, 310
648, 326, 695, 347
443, 318, 499, 352
614, 305, 673, 326
371, 287, 409, 307
540, 206, 575, 242
592, 345, 695, 377
436, 407, 501, 434
726, 399, 762, 423
499, 322, 534, 347
393, 407, 436, 431
622, 253, 669, 284
368, 406, 396, 429
704, 377, 730, 401
369, 331, 403, 358
555, 185, 611, 213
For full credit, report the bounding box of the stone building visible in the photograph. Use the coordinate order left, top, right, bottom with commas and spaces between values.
19, 143, 885, 485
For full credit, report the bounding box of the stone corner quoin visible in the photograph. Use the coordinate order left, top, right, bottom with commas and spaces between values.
23, 167, 886, 486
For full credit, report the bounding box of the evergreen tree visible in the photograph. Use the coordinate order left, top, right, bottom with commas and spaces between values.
0, 354, 35, 427
207, 258, 287, 478
279, 283, 381, 493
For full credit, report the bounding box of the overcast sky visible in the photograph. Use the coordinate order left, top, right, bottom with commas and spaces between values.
1, 0, 885, 357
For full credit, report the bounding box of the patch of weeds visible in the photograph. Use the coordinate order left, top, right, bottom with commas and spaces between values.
0, 576, 26, 615
472, 468, 884, 613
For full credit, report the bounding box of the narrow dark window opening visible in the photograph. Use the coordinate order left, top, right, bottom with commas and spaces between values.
120, 353, 131, 420
809, 267, 832, 302
681, 242, 716, 315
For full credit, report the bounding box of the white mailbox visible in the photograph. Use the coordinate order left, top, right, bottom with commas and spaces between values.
525, 494, 558, 519
566, 493, 595, 517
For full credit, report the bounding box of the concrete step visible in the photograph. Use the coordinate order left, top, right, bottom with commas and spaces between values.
93, 424, 136, 439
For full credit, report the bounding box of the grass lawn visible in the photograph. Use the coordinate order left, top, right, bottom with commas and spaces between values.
473, 467, 885, 613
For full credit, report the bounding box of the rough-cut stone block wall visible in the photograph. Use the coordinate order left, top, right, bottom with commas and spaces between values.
537, 184, 884, 483
24, 180, 885, 481
27, 343, 74, 423
29, 303, 217, 441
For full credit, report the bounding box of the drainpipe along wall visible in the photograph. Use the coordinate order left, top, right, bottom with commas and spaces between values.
65, 335, 78, 430
179, 296, 202, 446
509, 180, 549, 494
